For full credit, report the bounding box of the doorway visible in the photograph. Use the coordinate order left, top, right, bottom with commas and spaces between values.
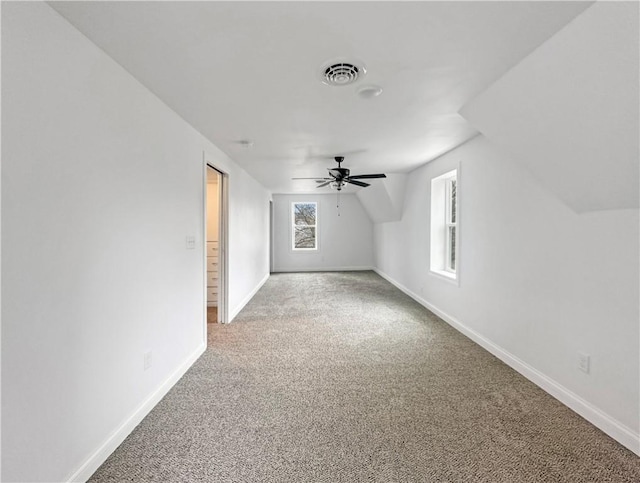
205, 162, 228, 329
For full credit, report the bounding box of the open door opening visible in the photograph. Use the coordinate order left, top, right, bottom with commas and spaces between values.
205, 162, 228, 331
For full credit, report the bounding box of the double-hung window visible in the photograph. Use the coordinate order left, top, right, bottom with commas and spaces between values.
430, 169, 458, 280
292, 202, 317, 250
445, 176, 457, 272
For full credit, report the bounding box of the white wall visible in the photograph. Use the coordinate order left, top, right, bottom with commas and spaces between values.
1, 3, 270, 481
374, 135, 639, 452
226, 167, 271, 317
273, 193, 374, 272
356, 174, 408, 224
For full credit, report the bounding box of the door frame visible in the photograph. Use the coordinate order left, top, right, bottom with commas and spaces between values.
203, 158, 229, 334
269, 200, 274, 273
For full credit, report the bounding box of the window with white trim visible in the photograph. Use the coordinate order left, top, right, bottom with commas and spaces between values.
430, 169, 458, 280
445, 176, 457, 272
292, 202, 317, 250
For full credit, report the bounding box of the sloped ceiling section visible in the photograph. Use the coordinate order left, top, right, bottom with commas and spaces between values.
357, 174, 408, 223
460, 2, 639, 213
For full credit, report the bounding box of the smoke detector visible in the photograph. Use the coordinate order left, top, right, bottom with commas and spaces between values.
320, 59, 366, 86
357, 85, 383, 99
234, 139, 254, 149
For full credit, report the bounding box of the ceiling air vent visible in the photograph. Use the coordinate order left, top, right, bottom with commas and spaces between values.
321, 62, 365, 86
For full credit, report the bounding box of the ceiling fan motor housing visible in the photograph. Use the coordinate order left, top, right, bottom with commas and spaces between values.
330, 167, 350, 179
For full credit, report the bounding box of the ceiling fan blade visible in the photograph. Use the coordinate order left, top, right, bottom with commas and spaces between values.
347, 174, 387, 180
316, 181, 332, 188
345, 179, 370, 187
292, 177, 330, 180
315, 178, 332, 182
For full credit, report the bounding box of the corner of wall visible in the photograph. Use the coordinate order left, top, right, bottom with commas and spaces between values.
372, 267, 640, 457
65, 343, 206, 482
357, 174, 408, 224
229, 272, 270, 322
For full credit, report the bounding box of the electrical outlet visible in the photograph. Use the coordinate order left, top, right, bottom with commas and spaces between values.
144, 351, 153, 371
578, 352, 590, 374
186, 236, 196, 250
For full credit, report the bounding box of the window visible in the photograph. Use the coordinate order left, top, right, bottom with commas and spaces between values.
430, 169, 458, 280
445, 176, 457, 272
292, 202, 317, 250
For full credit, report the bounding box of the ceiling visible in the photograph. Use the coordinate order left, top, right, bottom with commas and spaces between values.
50, 1, 590, 194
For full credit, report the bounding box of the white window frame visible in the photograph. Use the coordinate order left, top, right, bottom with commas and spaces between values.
430, 169, 459, 283
291, 201, 318, 251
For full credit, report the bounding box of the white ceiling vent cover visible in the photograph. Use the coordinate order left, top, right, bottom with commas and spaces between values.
321, 61, 365, 86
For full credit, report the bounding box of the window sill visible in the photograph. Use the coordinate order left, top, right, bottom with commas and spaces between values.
429, 269, 459, 286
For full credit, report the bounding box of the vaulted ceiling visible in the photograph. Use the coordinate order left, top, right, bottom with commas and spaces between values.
461, 1, 639, 212
50, 1, 590, 194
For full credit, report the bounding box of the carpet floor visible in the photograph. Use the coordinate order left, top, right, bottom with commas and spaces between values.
90, 271, 640, 482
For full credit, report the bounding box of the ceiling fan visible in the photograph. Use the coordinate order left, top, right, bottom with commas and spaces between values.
292, 156, 386, 191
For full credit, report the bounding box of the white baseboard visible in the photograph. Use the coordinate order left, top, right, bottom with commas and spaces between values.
272, 266, 373, 273
373, 268, 640, 456
66, 343, 207, 482
229, 272, 270, 322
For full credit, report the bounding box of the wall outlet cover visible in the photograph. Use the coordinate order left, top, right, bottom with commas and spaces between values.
578, 352, 590, 374
144, 351, 153, 370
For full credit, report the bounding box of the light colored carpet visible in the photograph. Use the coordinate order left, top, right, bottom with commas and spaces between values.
90, 271, 640, 482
